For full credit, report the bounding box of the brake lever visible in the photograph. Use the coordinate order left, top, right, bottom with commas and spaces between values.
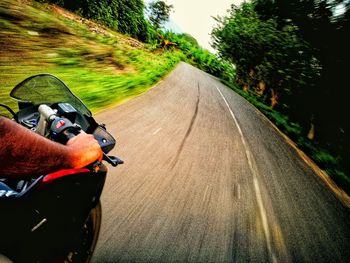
103, 153, 124, 167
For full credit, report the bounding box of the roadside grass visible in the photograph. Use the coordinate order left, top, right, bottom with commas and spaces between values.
223, 80, 350, 194
0, 0, 182, 115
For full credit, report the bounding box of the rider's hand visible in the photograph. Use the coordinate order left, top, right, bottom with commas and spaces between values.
66, 133, 103, 168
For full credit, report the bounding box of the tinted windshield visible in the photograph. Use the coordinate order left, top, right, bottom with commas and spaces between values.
10, 74, 91, 116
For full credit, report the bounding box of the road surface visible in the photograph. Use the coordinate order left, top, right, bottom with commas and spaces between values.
92, 62, 350, 262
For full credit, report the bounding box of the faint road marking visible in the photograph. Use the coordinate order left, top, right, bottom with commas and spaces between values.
238, 184, 241, 200
215, 85, 277, 263
203, 185, 210, 202
153, 128, 162, 135
254, 178, 277, 263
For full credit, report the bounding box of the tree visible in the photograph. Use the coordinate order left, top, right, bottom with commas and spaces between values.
211, 3, 318, 112
178, 33, 199, 47
252, 0, 350, 172
148, 0, 173, 30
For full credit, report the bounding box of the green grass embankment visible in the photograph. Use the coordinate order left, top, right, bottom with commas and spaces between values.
0, 0, 183, 114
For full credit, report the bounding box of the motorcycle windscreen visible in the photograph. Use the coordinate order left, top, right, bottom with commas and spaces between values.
10, 74, 91, 117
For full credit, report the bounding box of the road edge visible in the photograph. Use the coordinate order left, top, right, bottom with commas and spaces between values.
253, 104, 350, 208
210, 74, 350, 208
93, 62, 182, 115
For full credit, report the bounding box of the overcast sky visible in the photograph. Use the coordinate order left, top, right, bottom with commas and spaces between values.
145, 0, 244, 52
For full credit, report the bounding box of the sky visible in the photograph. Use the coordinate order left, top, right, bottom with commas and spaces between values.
145, 0, 244, 52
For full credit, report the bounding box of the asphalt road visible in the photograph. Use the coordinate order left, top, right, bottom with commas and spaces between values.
92, 62, 350, 263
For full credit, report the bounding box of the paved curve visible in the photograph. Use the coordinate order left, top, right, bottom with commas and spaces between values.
92, 62, 350, 263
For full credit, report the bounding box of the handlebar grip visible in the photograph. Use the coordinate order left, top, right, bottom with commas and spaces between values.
45, 109, 122, 167
50, 117, 81, 144
63, 129, 79, 142
38, 104, 56, 121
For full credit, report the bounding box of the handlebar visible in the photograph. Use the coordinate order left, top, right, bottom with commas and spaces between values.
38, 104, 123, 167
56, 120, 124, 167
103, 154, 124, 167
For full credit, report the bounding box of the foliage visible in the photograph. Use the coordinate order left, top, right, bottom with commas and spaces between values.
162, 31, 235, 82
252, 0, 350, 153
38, 0, 151, 41
251, 0, 350, 190
148, 0, 173, 30
212, 3, 319, 114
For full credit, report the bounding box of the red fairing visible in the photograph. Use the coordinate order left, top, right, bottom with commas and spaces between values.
43, 168, 90, 183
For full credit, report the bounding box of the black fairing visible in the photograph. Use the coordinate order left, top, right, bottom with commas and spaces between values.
0, 164, 107, 262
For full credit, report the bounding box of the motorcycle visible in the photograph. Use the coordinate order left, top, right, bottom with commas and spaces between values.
0, 74, 123, 262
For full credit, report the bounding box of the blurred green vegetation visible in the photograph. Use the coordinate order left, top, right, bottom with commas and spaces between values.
37, 0, 151, 42
161, 32, 236, 82
0, 0, 182, 114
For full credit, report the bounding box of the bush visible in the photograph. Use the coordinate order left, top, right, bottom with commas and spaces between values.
161, 31, 235, 81
38, 0, 151, 41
